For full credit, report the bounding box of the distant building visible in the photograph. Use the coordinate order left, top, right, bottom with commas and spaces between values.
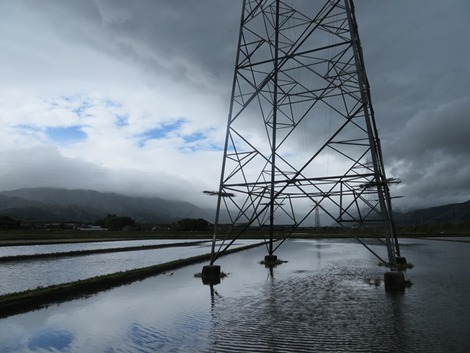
77, 225, 107, 231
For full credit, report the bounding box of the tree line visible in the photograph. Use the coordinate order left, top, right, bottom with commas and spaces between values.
0, 214, 210, 232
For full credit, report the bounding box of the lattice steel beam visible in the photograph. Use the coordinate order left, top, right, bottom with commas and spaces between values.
206, 0, 401, 269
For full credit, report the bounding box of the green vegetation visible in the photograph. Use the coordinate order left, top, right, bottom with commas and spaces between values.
0, 216, 21, 230
95, 214, 137, 231
175, 218, 210, 231
397, 221, 470, 236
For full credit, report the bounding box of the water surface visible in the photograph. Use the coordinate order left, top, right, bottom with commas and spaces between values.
1, 238, 469, 352
0, 240, 257, 295
0, 239, 206, 257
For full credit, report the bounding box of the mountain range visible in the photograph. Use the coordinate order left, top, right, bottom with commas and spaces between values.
0, 187, 469, 226
394, 200, 470, 227
0, 188, 213, 224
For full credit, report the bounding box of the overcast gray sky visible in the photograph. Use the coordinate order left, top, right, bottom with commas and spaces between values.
0, 0, 469, 211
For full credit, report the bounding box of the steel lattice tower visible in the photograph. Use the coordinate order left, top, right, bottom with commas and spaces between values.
204, 0, 404, 274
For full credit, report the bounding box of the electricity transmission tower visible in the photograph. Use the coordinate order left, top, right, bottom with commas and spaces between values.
314, 205, 321, 229
203, 0, 404, 278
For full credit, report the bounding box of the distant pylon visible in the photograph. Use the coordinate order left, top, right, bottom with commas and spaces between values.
206, 0, 401, 269
314, 205, 321, 229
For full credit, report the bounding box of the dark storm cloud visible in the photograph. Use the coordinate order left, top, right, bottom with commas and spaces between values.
25, 0, 241, 87
357, 0, 470, 127
392, 97, 470, 159
386, 96, 470, 208
354, 0, 470, 209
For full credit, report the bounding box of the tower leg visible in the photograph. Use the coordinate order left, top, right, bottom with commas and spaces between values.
201, 265, 221, 285
384, 271, 406, 291
395, 256, 407, 265
264, 254, 278, 263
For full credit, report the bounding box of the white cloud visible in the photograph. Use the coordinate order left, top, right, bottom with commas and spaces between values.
0, 0, 469, 211
0, 0, 230, 207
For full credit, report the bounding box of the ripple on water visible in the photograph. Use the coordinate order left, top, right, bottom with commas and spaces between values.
202, 260, 418, 353
1, 239, 469, 352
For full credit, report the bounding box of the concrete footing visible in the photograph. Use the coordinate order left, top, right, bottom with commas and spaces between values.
201, 265, 221, 285
395, 256, 408, 265
262, 254, 281, 268
264, 255, 278, 263
384, 271, 406, 291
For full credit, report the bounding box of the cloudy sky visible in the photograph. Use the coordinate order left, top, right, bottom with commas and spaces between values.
0, 0, 469, 211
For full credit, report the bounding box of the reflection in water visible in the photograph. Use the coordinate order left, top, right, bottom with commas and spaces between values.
386, 291, 409, 352
207, 267, 401, 352
28, 328, 75, 352
1, 238, 469, 352
0, 240, 258, 295
0, 239, 206, 257
0, 245, 214, 295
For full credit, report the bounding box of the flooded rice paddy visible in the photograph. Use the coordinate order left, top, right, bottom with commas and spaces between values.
0, 240, 255, 295
0, 239, 205, 257
1, 237, 469, 352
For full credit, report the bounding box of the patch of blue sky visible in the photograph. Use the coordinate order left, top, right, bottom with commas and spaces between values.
211, 143, 226, 151
103, 98, 122, 108
137, 119, 186, 146
142, 127, 168, 139
183, 132, 206, 143
72, 101, 93, 117
46, 126, 87, 144
180, 132, 225, 152
115, 114, 129, 127
180, 142, 225, 153
52, 95, 93, 118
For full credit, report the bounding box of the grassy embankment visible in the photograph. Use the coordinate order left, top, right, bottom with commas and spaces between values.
0, 240, 264, 318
